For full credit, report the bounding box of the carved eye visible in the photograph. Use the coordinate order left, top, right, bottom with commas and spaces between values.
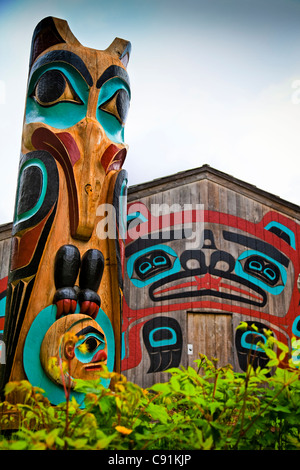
32, 69, 83, 107
75, 333, 106, 363
82, 335, 104, 353
134, 251, 172, 280
100, 89, 130, 125
244, 255, 281, 286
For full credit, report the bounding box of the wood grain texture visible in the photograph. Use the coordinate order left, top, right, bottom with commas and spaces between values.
122, 166, 300, 387
1, 16, 131, 402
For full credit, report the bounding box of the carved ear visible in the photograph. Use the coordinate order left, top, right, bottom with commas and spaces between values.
29, 16, 81, 68
64, 340, 75, 360
105, 38, 131, 67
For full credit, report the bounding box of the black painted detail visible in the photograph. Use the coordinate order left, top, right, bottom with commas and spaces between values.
32, 69, 83, 107
143, 316, 182, 373
78, 288, 101, 307
53, 286, 78, 304
0, 277, 35, 392
12, 150, 59, 237
267, 226, 292, 246
79, 249, 104, 292
96, 65, 130, 89
223, 230, 289, 268
134, 250, 172, 281
148, 247, 267, 307
235, 321, 272, 373
116, 89, 130, 123
29, 16, 66, 69
29, 50, 93, 87
54, 245, 81, 289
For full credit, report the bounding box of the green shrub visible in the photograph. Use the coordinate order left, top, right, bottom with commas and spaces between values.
1, 325, 300, 450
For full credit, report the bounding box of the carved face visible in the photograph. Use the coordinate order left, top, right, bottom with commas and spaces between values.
40, 313, 108, 387
124, 204, 298, 316
22, 17, 131, 240
122, 202, 300, 371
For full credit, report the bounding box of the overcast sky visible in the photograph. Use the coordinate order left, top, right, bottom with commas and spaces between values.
1, 0, 300, 224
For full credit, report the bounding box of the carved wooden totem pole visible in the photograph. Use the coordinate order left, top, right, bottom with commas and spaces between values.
0, 17, 131, 404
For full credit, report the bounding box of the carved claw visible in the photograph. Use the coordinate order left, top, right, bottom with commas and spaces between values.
53, 287, 78, 319
80, 301, 99, 319
78, 288, 100, 319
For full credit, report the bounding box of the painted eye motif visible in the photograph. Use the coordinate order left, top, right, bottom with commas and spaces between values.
32, 69, 83, 107
244, 255, 281, 286
134, 251, 172, 280
84, 336, 103, 353
99, 89, 130, 125
75, 333, 105, 363
235, 250, 287, 295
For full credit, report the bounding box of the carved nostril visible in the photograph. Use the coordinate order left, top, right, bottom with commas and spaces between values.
85, 184, 92, 195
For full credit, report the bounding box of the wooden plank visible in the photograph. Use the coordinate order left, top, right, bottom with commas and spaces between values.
187, 312, 233, 369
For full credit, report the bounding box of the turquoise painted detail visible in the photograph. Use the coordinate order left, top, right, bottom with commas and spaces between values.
23, 305, 84, 406
264, 221, 296, 249
74, 332, 105, 364
14, 159, 47, 224
235, 250, 287, 295
26, 63, 89, 129
121, 332, 125, 360
127, 245, 181, 288
240, 331, 266, 352
97, 78, 130, 143
26, 64, 130, 143
96, 308, 115, 383
0, 296, 6, 334
127, 212, 148, 223
153, 256, 168, 266
23, 304, 115, 406
139, 261, 152, 274
149, 327, 177, 348
292, 316, 300, 337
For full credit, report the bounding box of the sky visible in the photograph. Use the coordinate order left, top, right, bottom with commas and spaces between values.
1, 0, 300, 224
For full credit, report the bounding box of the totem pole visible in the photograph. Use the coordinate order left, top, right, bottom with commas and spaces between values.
0, 17, 131, 404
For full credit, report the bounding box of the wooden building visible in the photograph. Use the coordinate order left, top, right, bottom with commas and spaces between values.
121, 164, 300, 388
1, 164, 300, 387
0, 223, 12, 362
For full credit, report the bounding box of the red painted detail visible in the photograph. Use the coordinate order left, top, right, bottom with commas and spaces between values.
57, 132, 81, 166
101, 144, 127, 174
0, 277, 8, 294
31, 128, 79, 236
80, 301, 99, 319
10, 208, 53, 271
121, 204, 300, 372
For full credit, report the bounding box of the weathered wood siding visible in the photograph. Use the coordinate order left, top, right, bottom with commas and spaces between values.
0, 223, 11, 344
121, 166, 300, 387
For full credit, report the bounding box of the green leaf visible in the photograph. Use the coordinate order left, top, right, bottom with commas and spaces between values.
267, 358, 279, 367
32, 443, 47, 450
95, 433, 117, 449
10, 441, 28, 450
46, 429, 60, 447
150, 383, 169, 393
146, 403, 170, 424
4, 382, 20, 395
276, 341, 290, 353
